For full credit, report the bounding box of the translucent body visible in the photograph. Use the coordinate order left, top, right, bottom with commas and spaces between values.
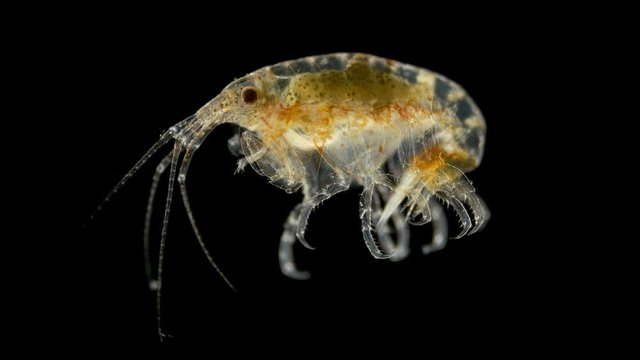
98, 53, 490, 337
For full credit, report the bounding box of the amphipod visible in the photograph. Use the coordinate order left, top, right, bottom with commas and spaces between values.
98, 53, 489, 336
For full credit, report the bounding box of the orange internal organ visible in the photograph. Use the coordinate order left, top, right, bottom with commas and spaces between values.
413, 145, 475, 189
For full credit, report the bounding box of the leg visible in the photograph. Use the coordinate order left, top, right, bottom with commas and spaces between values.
280, 178, 349, 278
279, 203, 310, 280
295, 181, 349, 249
360, 180, 394, 259
465, 192, 490, 235
374, 185, 410, 262
235, 145, 266, 174
422, 198, 448, 255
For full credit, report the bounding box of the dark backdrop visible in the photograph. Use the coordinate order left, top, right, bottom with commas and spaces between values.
57, 10, 569, 351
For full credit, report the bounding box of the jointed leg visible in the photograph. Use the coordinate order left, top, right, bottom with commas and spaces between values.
279, 180, 349, 278
422, 198, 448, 255
295, 182, 349, 250
374, 185, 410, 262
279, 203, 310, 280
360, 180, 394, 259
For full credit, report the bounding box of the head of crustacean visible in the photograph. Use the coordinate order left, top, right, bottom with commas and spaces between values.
195, 73, 277, 130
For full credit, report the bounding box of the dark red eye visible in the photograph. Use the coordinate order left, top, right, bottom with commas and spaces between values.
242, 87, 258, 104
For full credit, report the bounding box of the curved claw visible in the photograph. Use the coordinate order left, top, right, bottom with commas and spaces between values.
362, 224, 394, 259
439, 193, 472, 239
464, 193, 489, 235
294, 182, 350, 251
361, 183, 394, 259
295, 203, 317, 250
449, 173, 489, 236
408, 200, 432, 226
475, 196, 491, 232
361, 224, 392, 259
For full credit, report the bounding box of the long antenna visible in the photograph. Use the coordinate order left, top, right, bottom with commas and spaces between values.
85, 116, 194, 227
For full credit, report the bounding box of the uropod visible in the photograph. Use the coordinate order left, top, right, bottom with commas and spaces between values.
97, 53, 490, 337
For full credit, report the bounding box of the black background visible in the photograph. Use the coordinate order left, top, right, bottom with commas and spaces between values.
47, 8, 581, 351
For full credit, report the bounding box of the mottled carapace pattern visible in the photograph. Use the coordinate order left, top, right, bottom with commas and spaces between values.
101, 53, 489, 337
207, 53, 485, 192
